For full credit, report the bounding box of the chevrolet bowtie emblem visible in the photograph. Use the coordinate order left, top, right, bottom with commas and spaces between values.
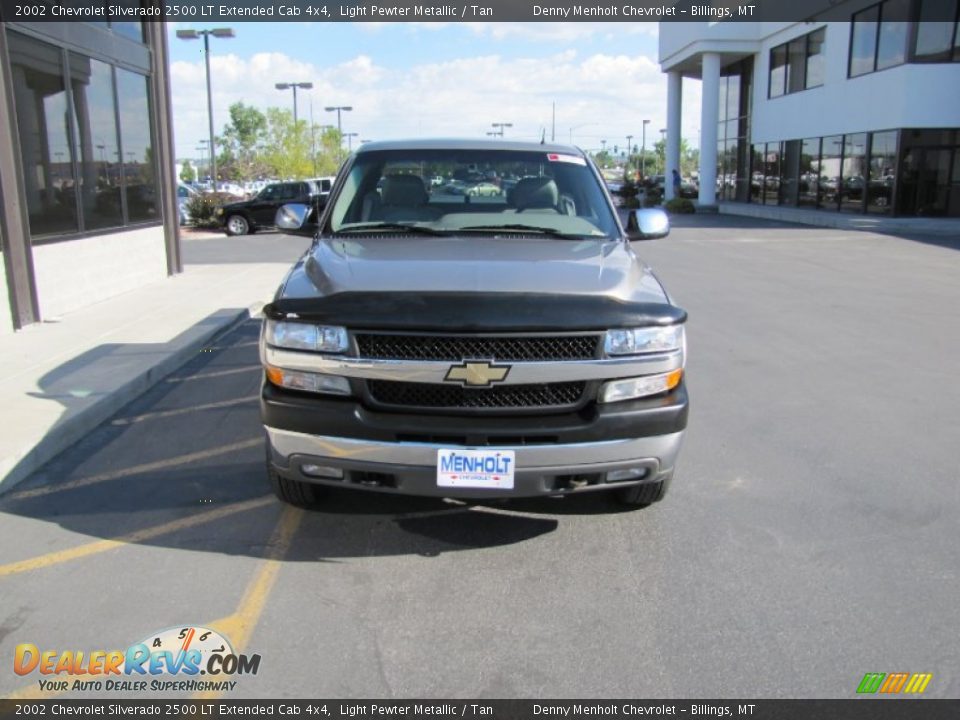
444, 361, 511, 387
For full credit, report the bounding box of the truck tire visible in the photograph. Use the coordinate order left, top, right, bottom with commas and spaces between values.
615, 479, 667, 508
268, 465, 327, 507
225, 214, 250, 236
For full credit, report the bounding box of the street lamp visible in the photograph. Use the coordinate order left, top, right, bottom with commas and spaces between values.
325, 105, 353, 162
343, 132, 359, 152
641, 119, 650, 180
491, 122, 512, 137
176, 27, 235, 192
275, 82, 312, 124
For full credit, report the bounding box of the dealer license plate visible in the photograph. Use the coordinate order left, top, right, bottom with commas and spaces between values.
437, 448, 516, 490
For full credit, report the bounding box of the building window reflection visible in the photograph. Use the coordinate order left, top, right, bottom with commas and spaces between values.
8, 33, 79, 237
7, 31, 159, 242
69, 53, 122, 231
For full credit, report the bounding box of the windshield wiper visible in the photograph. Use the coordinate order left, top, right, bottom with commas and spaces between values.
458, 223, 602, 239
334, 222, 451, 236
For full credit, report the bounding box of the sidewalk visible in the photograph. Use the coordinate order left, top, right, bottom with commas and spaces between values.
0, 258, 290, 493
716, 201, 960, 237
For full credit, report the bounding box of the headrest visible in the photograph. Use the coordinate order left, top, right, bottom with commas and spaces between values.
381, 174, 428, 206
512, 176, 558, 209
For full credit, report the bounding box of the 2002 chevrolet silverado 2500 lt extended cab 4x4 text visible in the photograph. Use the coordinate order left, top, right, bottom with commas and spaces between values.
260, 139, 688, 510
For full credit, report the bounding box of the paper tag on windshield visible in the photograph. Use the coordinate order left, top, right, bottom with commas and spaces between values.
546, 153, 587, 166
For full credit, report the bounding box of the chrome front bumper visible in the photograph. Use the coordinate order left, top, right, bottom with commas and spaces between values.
266, 427, 684, 499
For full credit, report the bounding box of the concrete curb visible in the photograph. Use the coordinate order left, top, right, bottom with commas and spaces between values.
0, 302, 264, 495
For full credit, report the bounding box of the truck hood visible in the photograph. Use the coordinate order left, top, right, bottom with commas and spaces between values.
269, 235, 684, 331
282, 235, 668, 303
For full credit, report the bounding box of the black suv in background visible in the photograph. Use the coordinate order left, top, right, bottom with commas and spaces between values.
219, 180, 324, 236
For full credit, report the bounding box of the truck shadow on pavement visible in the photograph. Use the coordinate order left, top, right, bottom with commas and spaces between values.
0, 319, 640, 568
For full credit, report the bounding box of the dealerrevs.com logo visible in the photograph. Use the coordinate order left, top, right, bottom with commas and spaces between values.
856, 672, 933, 695
14, 626, 260, 693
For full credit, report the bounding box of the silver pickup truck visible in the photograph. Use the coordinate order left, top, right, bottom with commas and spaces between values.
260, 139, 688, 509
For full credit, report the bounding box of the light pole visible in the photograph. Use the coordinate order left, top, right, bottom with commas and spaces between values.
275, 81, 312, 124
641, 119, 650, 180
344, 132, 359, 153
176, 27, 235, 192
491, 122, 512, 137
625, 135, 633, 168
325, 105, 353, 162
196, 140, 209, 183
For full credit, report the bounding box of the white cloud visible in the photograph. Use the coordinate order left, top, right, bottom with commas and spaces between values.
169, 24, 704, 162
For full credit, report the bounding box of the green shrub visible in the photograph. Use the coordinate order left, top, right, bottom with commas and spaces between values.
185, 192, 234, 229
664, 197, 696, 214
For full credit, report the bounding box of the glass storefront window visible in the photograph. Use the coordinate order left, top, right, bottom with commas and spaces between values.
913, 0, 958, 61
841, 133, 868, 213
820, 136, 844, 209
867, 131, 897, 214
7, 33, 79, 238
799, 138, 821, 207
763, 143, 781, 205
876, 0, 910, 69
69, 54, 122, 231
727, 75, 741, 119
779, 140, 801, 206
787, 38, 807, 93
116, 68, 157, 222
850, 7, 880, 76
806, 29, 826, 88
769, 45, 787, 97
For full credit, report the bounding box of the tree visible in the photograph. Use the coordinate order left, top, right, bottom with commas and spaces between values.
179, 160, 196, 183
218, 102, 267, 183
261, 108, 313, 179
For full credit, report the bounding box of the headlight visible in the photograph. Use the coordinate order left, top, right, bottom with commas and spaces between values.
604, 325, 684, 356
264, 319, 348, 353
599, 369, 683, 403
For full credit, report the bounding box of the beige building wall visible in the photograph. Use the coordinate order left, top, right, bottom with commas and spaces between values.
31, 226, 168, 319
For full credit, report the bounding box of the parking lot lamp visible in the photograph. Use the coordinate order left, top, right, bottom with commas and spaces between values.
176, 27, 235, 192
325, 106, 353, 162
275, 82, 313, 124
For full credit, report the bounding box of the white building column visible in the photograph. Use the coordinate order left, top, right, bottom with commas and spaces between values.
665, 71, 682, 201
698, 52, 721, 207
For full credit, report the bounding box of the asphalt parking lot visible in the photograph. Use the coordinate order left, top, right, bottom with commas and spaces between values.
1, 216, 958, 699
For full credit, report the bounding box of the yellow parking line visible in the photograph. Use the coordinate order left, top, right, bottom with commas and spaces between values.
0, 496, 273, 578
4, 499, 292, 701
5, 439, 263, 502
194, 505, 303, 699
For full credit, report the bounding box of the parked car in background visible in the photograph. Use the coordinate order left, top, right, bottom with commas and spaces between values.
218, 180, 324, 236
176, 182, 198, 226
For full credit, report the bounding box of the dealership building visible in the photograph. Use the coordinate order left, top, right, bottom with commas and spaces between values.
0, 19, 179, 334
659, 0, 960, 217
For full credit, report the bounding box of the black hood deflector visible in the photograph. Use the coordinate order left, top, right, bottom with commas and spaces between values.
265, 292, 686, 331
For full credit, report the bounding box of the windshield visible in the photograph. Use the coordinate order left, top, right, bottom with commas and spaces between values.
327, 148, 619, 238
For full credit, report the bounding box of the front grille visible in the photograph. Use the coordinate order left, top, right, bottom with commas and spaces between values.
355, 333, 601, 361
368, 380, 586, 411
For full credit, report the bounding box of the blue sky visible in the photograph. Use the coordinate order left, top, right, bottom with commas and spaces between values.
167, 22, 702, 162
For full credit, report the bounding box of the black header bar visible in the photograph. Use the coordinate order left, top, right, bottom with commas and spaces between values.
2, 0, 960, 23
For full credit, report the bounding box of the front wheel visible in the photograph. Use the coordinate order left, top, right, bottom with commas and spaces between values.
614, 478, 668, 508
225, 214, 250, 236
268, 466, 327, 508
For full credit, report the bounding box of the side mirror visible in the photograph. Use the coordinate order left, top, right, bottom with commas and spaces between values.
275, 203, 318, 237
626, 208, 670, 240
